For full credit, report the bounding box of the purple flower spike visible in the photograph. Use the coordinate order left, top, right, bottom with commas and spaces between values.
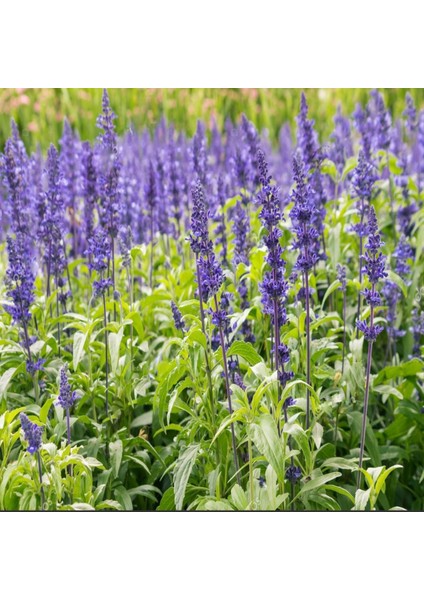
171, 301, 186, 332
57, 367, 78, 410
20, 413, 43, 455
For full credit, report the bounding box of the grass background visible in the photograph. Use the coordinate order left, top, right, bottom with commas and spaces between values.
1, 88, 423, 151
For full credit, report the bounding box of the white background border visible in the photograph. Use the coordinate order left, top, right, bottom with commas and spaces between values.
1, 1, 422, 596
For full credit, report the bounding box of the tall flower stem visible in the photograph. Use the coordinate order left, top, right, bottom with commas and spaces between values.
248, 435, 255, 510
66, 406, 73, 479
55, 276, 61, 358
102, 292, 110, 419
195, 259, 216, 429
66, 406, 71, 446
356, 233, 364, 330
111, 236, 117, 321
342, 287, 347, 373
37, 450, 45, 511
127, 264, 134, 369
272, 297, 280, 425
214, 295, 241, 486
304, 271, 311, 429
357, 299, 375, 489
149, 209, 154, 289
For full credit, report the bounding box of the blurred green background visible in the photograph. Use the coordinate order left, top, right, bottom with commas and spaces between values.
1, 88, 423, 151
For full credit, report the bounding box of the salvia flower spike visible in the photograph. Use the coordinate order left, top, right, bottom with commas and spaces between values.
356, 206, 387, 487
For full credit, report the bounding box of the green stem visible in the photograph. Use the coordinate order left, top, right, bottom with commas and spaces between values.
248, 435, 255, 511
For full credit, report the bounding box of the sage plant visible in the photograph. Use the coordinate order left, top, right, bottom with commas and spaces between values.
87, 226, 112, 418
356, 207, 387, 485
289, 154, 318, 428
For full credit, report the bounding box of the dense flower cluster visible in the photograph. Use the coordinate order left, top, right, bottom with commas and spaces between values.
171, 301, 186, 332
356, 207, 388, 341
337, 264, 347, 292
289, 153, 319, 274
87, 227, 112, 297
4, 235, 34, 327
20, 413, 43, 454
257, 150, 288, 323
57, 367, 78, 410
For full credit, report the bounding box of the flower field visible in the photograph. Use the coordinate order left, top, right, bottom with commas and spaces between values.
0, 88, 423, 511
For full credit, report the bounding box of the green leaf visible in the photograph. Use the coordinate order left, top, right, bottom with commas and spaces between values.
300, 472, 341, 494
40, 396, 56, 424
204, 500, 234, 511
174, 444, 200, 511
0, 368, 16, 400
70, 503, 95, 511
322, 457, 358, 471
325, 484, 355, 504
387, 270, 408, 298
353, 488, 371, 511
312, 422, 324, 450
73, 331, 87, 371
320, 279, 341, 308
109, 439, 123, 478
284, 423, 312, 474
186, 327, 207, 350
373, 385, 403, 400
157, 487, 176, 511
226, 340, 263, 366
251, 372, 277, 412
231, 484, 249, 510
130, 411, 153, 428
374, 358, 424, 385
341, 156, 357, 181
320, 158, 337, 181
109, 327, 124, 374
210, 409, 245, 444
114, 485, 133, 511
127, 485, 162, 503
374, 465, 402, 498
96, 500, 122, 511
248, 414, 285, 483
348, 411, 381, 466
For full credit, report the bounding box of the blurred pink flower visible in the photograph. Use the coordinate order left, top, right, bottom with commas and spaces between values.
19, 94, 30, 106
